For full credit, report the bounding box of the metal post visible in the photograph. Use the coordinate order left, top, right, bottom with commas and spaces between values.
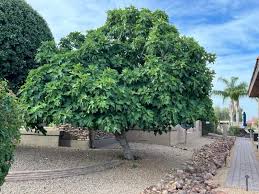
245, 175, 249, 191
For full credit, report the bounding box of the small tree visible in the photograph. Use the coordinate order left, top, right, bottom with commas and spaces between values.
20, 7, 215, 159
0, 0, 53, 91
0, 80, 22, 186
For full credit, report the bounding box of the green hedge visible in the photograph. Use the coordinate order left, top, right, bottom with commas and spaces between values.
0, 0, 53, 91
0, 81, 22, 186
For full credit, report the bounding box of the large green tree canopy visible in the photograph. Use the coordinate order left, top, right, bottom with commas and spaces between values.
20, 7, 215, 159
0, 0, 53, 91
0, 80, 22, 186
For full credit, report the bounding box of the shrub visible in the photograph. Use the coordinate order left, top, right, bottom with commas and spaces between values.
0, 80, 22, 186
0, 0, 53, 91
228, 126, 241, 136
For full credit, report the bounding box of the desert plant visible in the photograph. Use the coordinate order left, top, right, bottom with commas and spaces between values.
0, 0, 53, 91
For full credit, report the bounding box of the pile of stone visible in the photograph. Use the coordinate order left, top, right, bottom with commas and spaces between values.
142, 137, 235, 194
58, 125, 114, 140
94, 130, 114, 140
58, 125, 89, 140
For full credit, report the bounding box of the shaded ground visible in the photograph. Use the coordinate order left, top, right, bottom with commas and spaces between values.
1, 137, 213, 194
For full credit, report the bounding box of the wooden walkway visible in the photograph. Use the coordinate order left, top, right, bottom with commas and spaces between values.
226, 137, 259, 191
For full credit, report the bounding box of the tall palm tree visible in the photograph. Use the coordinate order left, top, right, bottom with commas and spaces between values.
213, 77, 247, 126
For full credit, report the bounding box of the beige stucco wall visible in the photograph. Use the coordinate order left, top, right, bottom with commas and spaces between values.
127, 121, 202, 146
19, 128, 60, 148
170, 121, 202, 145
19, 121, 202, 148
126, 130, 171, 146
170, 125, 185, 145
19, 128, 90, 149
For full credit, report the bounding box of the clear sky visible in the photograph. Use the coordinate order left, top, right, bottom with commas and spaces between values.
26, 0, 259, 119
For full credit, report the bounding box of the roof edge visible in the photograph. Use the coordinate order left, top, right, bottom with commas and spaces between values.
248, 57, 259, 97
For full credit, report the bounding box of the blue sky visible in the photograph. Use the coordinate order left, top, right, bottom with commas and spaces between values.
26, 0, 259, 119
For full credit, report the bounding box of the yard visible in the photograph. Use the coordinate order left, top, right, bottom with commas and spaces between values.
2, 0, 257, 193
1, 138, 213, 194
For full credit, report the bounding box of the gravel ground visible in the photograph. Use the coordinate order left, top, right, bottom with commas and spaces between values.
1, 137, 213, 194
9, 146, 119, 171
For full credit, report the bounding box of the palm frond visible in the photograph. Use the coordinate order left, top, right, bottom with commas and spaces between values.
218, 77, 230, 87
213, 90, 225, 96
216, 76, 248, 102
230, 77, 239, 88
213, 90, 228, 102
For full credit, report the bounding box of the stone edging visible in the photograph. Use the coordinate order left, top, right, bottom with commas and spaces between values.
142, 137, 235, 194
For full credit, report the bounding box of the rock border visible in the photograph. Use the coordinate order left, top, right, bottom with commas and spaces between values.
142, 137, 235, 194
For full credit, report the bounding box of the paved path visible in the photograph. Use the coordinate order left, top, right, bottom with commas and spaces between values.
226, 137, 259, 191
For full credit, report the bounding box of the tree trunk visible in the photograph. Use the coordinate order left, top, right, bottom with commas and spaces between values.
114, 130, 134, 160
229, 101, 234, 126
184, 129, 187, 145
235, 100, 240, 126
89, 129, 95, 149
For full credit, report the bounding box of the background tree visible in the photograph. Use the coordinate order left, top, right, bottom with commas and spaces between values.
20, 7, 215, 159
214, 106, 229, 121
0, 0, 53, 91
0, 80, 23, 186
214, 77, 247, 126
214, 106, 242, 122
59, 31, 85, 51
